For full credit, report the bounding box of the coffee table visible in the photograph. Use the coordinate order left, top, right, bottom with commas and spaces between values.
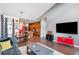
27, 43, 54, 55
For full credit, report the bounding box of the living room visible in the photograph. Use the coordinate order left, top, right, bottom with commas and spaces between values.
0, 3, 79, 56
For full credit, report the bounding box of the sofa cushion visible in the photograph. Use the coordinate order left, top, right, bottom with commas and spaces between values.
10, 37, 18, 48
2, 47, 21, 55
0, 37, 22, 55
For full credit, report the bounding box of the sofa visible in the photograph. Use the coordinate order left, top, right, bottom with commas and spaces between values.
0, 37, 22, 55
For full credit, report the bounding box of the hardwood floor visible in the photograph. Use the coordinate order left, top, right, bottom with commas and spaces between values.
18, 36, 79, 55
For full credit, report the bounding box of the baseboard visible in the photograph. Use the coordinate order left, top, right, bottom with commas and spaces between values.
74, 45, 79, 48
54, 40, 79, 48
40, 38, 79, 48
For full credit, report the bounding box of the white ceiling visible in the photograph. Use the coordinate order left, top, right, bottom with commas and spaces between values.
0, 3, 55, 20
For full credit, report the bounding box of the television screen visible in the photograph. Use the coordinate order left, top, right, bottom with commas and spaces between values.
56, 22, 78, 34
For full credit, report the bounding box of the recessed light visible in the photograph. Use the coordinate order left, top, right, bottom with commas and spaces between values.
20, 11, 23, 14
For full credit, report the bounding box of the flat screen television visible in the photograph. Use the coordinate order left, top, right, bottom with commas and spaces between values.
56, 22, 78, 34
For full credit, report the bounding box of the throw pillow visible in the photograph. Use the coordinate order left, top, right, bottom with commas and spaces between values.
0, 40, 12, 52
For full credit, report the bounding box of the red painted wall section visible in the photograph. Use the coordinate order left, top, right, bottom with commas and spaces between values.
21, 25, 25, 32
19, 23, 25, 34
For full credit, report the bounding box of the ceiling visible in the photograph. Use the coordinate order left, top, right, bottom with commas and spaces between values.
0, 3, 55, 21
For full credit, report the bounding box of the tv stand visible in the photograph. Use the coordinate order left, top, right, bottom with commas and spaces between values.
57, 36, 74, 46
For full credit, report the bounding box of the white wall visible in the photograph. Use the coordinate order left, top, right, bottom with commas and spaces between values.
41, 17, 47, 37
46, 3, 79, 33
40, 3, 79, 46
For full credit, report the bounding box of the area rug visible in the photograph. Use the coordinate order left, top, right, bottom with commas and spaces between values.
36, 42, 64, 55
